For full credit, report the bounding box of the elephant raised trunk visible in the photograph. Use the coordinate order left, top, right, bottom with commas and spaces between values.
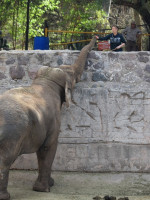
60, 36, 97, 106
72, 36, 97, 83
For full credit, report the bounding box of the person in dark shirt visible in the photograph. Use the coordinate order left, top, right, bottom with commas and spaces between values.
96, 25, 126, 52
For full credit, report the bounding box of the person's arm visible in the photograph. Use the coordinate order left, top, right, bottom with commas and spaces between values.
115, 43, 125, 50
96, 34, 111, 41
114, 34, 126, 50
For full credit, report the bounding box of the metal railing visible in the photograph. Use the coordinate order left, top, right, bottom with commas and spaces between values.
44, 28, 150, 49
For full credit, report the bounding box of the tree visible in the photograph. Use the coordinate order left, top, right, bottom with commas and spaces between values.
25, 0, 30, 50
0, 0, 60, 49
0, 0, 111, 50
48, 0, 110, 49
112, 0, 150, 32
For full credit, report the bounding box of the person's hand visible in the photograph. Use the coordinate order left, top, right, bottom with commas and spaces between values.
116, 46, 120, 49
116, 44, 123, 49
112, 46, 120, 51
95, 35, 99, 40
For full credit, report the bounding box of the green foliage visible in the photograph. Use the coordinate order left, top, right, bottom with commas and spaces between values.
53, 0, 110, 49
0, 0, 59, 49
0, 0, 110, 49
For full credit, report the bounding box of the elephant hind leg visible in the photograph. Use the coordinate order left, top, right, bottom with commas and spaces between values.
33, 139, 58, 192
33, 176, 54, 192
0, 168, 10, 200
0, 141, 20, 200
0, 192, 10, 200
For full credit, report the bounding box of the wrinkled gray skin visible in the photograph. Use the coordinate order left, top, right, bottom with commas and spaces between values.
0, 36, 96, 200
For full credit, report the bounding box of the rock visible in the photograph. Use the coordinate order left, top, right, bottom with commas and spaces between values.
92, 72, 108, 82
144, 64, 150, 73
108, 52, 119, 60
17, 55, 29, 65
93, 61, 104, 70
0, 72, 6, 80
57, 56, 63, 65
86, 60, 94, 69
93, 196, 103, 200
88, 51, 100, 59
6, 57, 15, 65
104, 196, 116, 200
36, 53, 44, 64
144, 75, 150, 83
9, 66, 25, 80
138, 55, 149, 63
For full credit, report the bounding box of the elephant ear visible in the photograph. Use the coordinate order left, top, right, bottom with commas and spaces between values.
65, 81, 72, 107
60, 65, 76, 107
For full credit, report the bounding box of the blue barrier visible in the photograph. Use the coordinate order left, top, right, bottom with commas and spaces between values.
34, 36, 49, 50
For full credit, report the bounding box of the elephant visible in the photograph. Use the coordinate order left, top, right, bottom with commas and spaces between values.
0, 36, 96, 200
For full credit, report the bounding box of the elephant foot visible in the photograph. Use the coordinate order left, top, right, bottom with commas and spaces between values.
33, 178, 54, 192
0, 191, 10, 200
33, 181, 50, 192
49, 177, 54, 187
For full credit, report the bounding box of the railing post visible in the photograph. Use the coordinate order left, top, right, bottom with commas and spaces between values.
25, 0, 30, 50
137, 34, 142, 51
44, 28, 48, 37
44, 20, 48, 37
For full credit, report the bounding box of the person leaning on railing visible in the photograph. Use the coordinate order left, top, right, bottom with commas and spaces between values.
96, 25, 126, 52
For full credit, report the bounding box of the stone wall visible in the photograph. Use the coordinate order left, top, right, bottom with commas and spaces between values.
0, 50, 150, 172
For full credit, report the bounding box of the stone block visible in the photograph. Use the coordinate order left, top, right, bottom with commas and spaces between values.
9, 66, 25, 80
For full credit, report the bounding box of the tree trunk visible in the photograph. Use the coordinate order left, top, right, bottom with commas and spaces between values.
15, 0, 19, 49
112, 0, 150, 31
133, 2, 141, 50
25, 0, 30, 50
12, 9, 15, 50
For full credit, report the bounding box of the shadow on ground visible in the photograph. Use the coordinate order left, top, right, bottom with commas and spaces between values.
8, 170, 150, 200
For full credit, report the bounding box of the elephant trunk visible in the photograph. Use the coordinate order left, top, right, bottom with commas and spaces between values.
72, 36, 97, 82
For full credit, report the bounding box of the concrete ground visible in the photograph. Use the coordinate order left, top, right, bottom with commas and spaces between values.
8, 170, 150, 200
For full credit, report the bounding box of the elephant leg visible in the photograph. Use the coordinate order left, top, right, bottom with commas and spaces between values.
33, 139, 58, 192
0, 167, 10, 200
0, 147, 16, 200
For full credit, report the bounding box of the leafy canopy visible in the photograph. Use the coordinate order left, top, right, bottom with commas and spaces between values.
0, 0, 110, 49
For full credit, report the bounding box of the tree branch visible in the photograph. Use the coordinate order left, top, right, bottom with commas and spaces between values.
112, 0, 150, 30
112, 0, 141, 9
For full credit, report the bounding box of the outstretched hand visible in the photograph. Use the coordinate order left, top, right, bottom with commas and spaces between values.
95, 35, 99, 40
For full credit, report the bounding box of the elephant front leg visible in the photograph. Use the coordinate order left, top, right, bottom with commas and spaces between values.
33, 139, 58, 192
0, 168, 10, 200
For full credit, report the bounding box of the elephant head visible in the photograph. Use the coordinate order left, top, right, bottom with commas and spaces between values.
34, 36, 97, 107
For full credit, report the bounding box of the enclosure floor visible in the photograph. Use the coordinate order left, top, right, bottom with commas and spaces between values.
8, 170, 150, 200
